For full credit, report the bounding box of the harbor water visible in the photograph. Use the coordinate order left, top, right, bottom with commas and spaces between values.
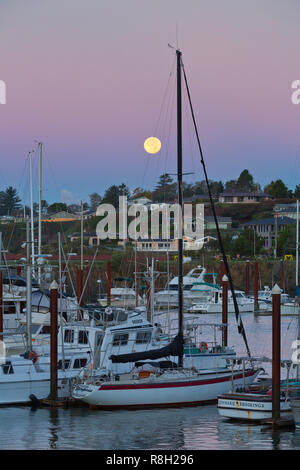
1, 312, 300, 450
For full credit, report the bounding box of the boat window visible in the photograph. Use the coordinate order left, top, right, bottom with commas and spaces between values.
73, 358, 87, 369
40, 326, 51, 334
57, 359, 71, 370
169, 285, 178, 291
2, 361, 14, 375
135, 331, 152, 344
183, 284, 193, 290
78, 330, 89, 344
112, 333, 129, 346
64, 329, 74, 343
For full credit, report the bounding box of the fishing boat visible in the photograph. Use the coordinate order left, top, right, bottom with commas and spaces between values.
72, 48, 259, 409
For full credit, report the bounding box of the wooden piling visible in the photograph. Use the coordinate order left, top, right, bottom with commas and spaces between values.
50, 281, 58, 401
222, 274, 228, 348
272, 284, 281, 422
245, 261, 250, 296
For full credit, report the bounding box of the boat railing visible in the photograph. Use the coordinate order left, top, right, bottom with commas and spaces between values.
154, 314, 229, 352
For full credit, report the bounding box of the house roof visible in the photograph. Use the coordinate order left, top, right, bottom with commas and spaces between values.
205, 216, 232, 223
68, 232, 97, 238
220, 192, 272, 198
243, 216, 295, 227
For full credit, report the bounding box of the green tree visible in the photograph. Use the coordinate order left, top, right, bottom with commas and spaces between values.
102, 183, 130, 207
231, 229, 264, 257
118, 183, 130, 197
224, 179, 238, 192
294, 185, 300, 198
0, 186, 22, 215
153, 173, 177, 202
236, 169, 255, 192
264, 180, 289, 198
89, 192, 102, 211
131, 187, 153, 200
209, 180, 224, 195
47, 202, 68, 214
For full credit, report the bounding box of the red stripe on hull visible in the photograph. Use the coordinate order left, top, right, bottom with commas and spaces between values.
99, 370, 256, 391
89, 398, 217, 411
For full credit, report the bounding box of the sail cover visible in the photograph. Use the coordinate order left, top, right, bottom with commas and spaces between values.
109, 333, 183, 364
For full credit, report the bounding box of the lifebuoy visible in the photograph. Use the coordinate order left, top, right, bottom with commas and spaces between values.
27, 350, 38, 363
199, 342, 208, 353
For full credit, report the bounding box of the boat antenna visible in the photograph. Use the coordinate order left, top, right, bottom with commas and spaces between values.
180, 58, 251, 358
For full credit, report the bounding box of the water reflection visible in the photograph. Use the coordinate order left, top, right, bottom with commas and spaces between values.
0, 314, 299, 450
0, 404, 298, 450
49, 409, 59, 450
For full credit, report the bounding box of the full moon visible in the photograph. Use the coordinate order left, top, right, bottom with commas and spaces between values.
144, 137, 161, 154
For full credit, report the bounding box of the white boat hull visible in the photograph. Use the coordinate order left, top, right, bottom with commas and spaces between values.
189, 303, 255, 314
73, 368, 259, 409
0, 374, 72, 405
218, 393, 292, 421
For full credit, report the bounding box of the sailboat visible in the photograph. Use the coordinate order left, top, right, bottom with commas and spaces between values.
72, 48, 259, 409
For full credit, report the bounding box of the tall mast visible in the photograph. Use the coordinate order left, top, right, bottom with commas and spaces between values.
80, 200, 84, 270
29, 151, 35, 270
296, 199, 299, 295
176, 49, 184, 368
38, 142, 43, 285
26, 217, 32, 352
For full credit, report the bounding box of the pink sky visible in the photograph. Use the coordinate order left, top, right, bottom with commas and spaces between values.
1, 0, 300, 205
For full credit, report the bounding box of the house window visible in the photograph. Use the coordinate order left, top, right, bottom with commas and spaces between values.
135, 331, 152, 344
112, 333, 129, 346
64, 329, 74, 343
78, 330, 89, 344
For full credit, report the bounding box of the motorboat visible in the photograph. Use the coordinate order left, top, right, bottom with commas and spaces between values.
154, 266, 218, 307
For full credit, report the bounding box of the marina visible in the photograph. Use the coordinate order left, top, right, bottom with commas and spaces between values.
1, 0, 300, 454
1, 313, 300, 450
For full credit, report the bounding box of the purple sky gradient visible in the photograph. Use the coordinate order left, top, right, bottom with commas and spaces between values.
1, 0, 300, 205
